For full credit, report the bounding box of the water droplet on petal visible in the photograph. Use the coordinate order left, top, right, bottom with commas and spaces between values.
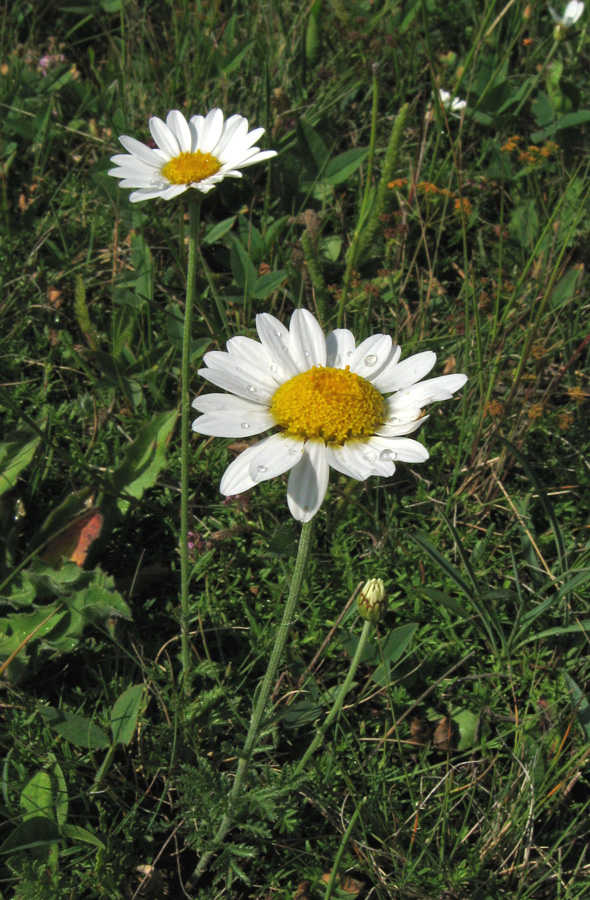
364, 354, 378, 367
347, 350, 353, 357
288, 448, 300, 456
388, 416, 400, 424
274, 330, 282, 337
334, 354, 341, 366
246, 385, 257, 393
257, 465, 268, 473
302, 350, 310, 358
364, 452, 376, 462
379, 450, 397, 461
241, 423, 250, 430
270, 364, 278, 372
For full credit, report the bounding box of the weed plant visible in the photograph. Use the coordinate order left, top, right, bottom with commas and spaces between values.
1, 0, 590, 898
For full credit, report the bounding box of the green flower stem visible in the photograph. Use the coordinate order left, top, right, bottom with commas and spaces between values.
295, 617, 373, 776
180, 194, 202, 690
188, 518, 315, 886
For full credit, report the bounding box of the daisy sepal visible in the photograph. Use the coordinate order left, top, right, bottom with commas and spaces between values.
220, 434, 304, 495
287, 439, 330, 523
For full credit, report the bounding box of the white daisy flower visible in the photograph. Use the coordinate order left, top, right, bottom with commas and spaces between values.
108, 108, 277, 203
192, 310, 467, 523
438, 89, 467, 115
549, 0, 584, 25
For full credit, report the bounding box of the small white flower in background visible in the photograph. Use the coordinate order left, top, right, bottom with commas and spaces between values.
549, 0, 584, 25
192, 309, 467, 523
438, 89, 467, 115
108, 108, 277, 203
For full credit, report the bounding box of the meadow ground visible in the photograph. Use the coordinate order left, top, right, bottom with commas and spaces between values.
1, 1, 590, 898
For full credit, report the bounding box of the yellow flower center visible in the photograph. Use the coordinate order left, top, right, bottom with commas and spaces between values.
270, 366, 385, 444
161, 150, 221, 185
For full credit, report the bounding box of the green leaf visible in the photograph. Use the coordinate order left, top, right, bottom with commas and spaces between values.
230, 236, 258, 292
60, 824, 105, 849
0, 816, 61, 855
202, 215, 236, 245
563, 673, 590, 742
110, 684, 143, 746
297, 119, 329, 175
0, 433, 41, 498
38, 704, 111, 749
221, 39, 256, 75
372, 624, 418, 686
530, 110, 590, 142
110, 409, 178, 514
21, 771, 54, 821
454, 709, 481, 751
251, 270, 287, 299
324, 147, 369, 185
549, 268, 582, 310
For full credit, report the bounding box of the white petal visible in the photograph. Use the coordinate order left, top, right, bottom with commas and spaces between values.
109, 156, 158, 175
149, 116, 180, 158
287, 440, 329, 522
213, 116, 249, 159
166, 110, 192, 152
376, 415, 428, 437
367, 436, 429, 463
198, 108, 224, 154
326, 328, 356, 367
370, 345, 403, 392
248, 434, 304, 483
389, 374, 467, 412
289, 309, 326, 369
220, 434, 296, 495
348, 333, 393, 380
197, 360, 276, 404
325, 442, 375, 480
338, 440, 396, 477
118, 136, 165, 166
377, 351, 437, 393
191, 393, 275, 437
255, 313, 301, 377
227, 149, 277, 167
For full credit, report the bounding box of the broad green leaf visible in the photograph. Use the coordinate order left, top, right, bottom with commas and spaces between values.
221, 39, 256, 75
297, 119, 329, 175
110, 684, 143, 746
549, 268, 582, 310
110, 409, 178, 514
202, 215, 236, 245
38, 704, 111, 750
230, 236, 258, 292
372, 624, 418, 686
324, 147, 369, 185
251, 270, 287, 299
0, 816, 60, 855
21, 771, 54, 821
0, 433, 41, 498
61, 824, 105, 849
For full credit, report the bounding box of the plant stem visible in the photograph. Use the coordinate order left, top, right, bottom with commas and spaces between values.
336, 65, 380, 328
295, 618, 373, 776
188, 517, 315, 887
179, 195, 202, 691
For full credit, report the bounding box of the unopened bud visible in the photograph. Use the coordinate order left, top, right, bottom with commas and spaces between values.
523, 3, 532, 20
357, 578, 387, 622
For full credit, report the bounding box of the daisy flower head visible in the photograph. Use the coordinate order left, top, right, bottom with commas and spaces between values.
108, 108, 277, 203
549, 0, 584, 25
192, 310, 467, 523
438, 89, 467, 115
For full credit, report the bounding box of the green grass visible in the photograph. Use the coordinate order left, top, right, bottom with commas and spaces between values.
1, 0, 590, 897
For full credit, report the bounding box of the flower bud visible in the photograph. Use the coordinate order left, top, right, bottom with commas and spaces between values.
357, 578, 387, 622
